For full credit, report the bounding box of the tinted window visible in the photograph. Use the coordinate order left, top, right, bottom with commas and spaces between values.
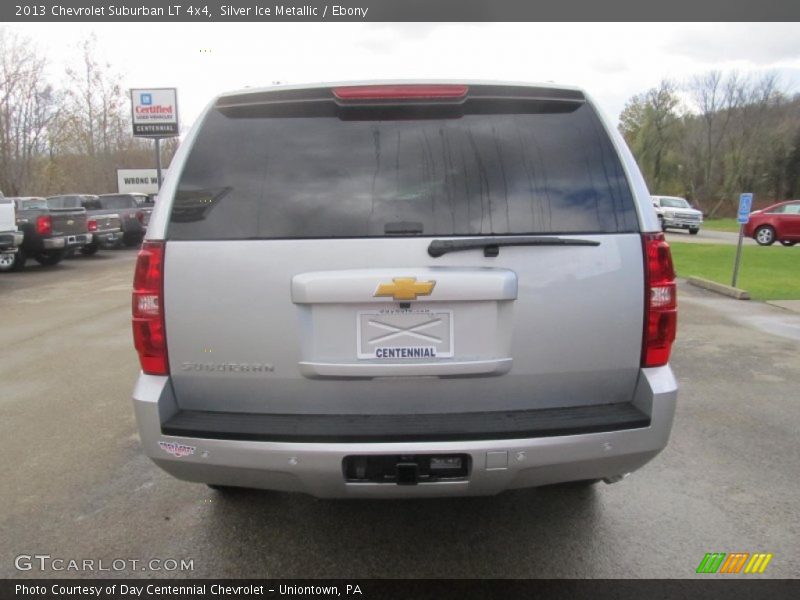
83, 198, 103, 210
170, 102, 638, 239
47, 196, 84, 209
659, 198, 690, 209
99, 195, 137, 210
17, 199, 48, 210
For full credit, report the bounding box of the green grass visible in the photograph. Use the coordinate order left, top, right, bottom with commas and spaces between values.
702, 218, 741, 233
670, 242, 800, 300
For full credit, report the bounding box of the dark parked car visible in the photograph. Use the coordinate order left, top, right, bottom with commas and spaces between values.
46, 195, 122, 255
744, 200, 800, 246
4, 197, 91, 270
87, 194, 151, 247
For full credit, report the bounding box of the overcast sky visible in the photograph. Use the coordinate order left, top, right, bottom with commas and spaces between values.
9, 22, 800, 131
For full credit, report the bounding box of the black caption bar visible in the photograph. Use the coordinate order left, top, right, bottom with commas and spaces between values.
2, 579, 800, 600
3, 0, 800, 22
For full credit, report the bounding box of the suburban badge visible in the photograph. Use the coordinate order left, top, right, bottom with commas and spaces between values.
374, 277, 436, 301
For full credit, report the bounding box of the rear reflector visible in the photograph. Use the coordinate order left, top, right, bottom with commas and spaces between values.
333, 84, 469, 101
642, 233, 677, 368
132, 241, 168, 375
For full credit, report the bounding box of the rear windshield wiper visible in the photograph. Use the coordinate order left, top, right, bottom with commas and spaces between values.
428, 236, 600, 257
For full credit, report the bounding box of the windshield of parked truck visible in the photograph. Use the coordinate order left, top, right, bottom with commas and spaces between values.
659, 197, 691, 209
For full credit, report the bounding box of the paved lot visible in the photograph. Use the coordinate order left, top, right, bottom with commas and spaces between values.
1, 251, 799, 579
665, 228, 754, 245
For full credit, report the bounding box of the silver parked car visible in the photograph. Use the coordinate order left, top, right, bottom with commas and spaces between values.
132, 81, 678, 498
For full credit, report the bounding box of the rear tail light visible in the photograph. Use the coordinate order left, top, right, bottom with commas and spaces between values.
136, 210, 144, 224
132, 241, 168, 375
642, 233, 677, 367
36, 215, 52, 236
333, 84, 469, 101
87, 219, 98, 232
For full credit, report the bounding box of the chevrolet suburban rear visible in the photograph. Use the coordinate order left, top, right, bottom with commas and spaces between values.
132, 81, 678, 498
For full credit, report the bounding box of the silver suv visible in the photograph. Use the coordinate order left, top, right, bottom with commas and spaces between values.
132, 81, 678, 498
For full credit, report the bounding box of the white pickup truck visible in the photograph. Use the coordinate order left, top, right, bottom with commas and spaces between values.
0, 192, 24, 271
651, 195, 703, 235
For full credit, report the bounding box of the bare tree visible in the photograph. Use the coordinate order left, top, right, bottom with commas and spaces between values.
686, 70, 746, 213
53, 34, 130, 191
0, 29, 58, 195
723, 72, 783, 198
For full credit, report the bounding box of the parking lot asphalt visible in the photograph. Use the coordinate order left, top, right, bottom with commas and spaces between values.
1, 250, 799, 579
665, 228, 755, 245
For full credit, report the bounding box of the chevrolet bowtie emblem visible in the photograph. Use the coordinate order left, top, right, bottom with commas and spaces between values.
374, 277, 436, 301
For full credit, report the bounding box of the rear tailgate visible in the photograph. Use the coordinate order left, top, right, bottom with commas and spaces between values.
164, 237, 642, 415
161, 84, 644, 417
48, 208, 87, 236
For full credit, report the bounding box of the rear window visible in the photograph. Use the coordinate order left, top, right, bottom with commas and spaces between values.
47, 196, 85, 209
169, 96, 638, 240
16, 199, 48, 210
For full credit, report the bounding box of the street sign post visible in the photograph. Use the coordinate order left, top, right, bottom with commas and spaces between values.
130, 88, 179, 191
732, 193, 753, 288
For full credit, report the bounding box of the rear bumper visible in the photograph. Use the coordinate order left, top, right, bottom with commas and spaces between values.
43, 233, 92, 249
94, 230, 121, 243
0, 230, 24, 251
663, 218, 702, 229
132, 367, 677, 498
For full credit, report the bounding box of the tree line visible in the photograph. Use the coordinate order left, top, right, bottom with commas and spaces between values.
619, 71, 800, 216
0, 28, 177, 198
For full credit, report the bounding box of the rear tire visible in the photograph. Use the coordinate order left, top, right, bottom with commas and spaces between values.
755, 226, 776, 246
557, 479, 601, 487
34, 251, 65, 266
80, 242, 99, 256
689, 228, 699, 235
207, 484, 241, 493
780, 240, 796, 247
8, 247, 27, 271
123, 232, 144, 248
0, 251, 19, 272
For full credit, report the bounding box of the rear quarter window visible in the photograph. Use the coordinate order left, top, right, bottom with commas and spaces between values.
169, 93, 639, 240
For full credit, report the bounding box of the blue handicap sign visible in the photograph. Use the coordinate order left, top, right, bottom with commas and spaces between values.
738, 193, 753, 224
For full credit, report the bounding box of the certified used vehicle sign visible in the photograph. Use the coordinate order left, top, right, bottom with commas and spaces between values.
357, 309, 454, 359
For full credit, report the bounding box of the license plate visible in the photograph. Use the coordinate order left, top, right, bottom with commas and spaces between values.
357, 309, 454, 359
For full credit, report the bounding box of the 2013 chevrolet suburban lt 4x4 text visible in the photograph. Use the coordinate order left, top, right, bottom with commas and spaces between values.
132, 81, 679, 498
